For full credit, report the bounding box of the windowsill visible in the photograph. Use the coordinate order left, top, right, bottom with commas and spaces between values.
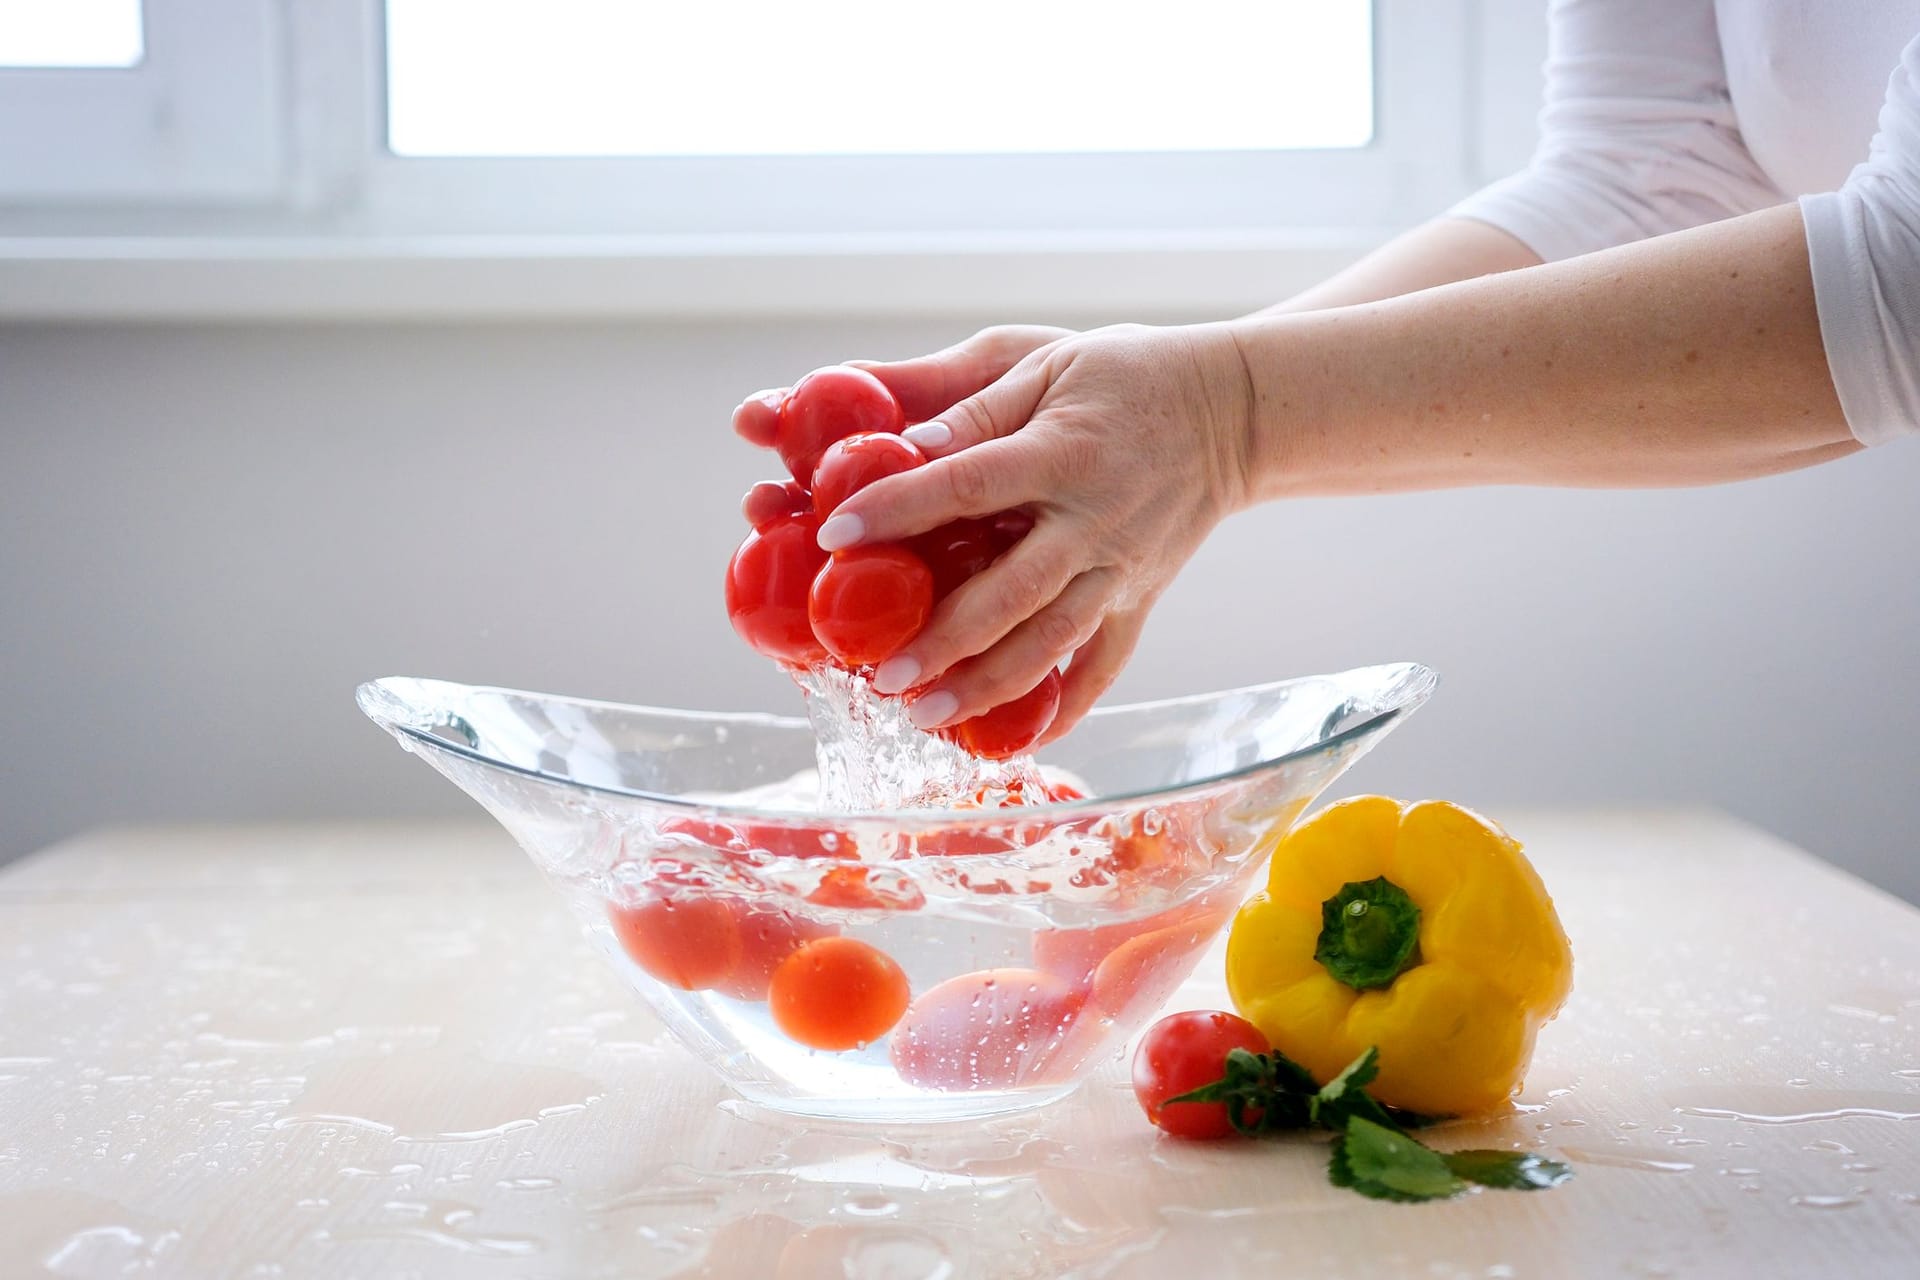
0, 229, 1384, 322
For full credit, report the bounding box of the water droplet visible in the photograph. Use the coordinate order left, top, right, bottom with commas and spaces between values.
1790, 1194, 1863, 1211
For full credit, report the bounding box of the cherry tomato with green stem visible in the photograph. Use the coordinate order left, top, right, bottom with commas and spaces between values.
1132, 1010, 1271, 1140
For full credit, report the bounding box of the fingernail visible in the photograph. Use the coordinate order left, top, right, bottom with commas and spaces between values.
872, 654, 921, 695
902, 421, 951, 450
817, 513, 865, 550
908, 689, 959, 730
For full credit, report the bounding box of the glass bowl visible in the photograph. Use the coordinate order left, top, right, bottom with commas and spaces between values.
356, 662, 1435, 1122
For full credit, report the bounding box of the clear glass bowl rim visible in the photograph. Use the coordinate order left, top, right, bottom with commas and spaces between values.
356, 661, 1436, 828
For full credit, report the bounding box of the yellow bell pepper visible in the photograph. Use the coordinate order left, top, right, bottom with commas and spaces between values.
1226, 796, 1573, 1117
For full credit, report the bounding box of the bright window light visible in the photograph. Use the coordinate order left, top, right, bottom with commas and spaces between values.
386, 0, 1372, 157
0, 0, 143, 68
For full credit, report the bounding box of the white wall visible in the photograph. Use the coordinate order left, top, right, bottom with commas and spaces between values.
4, 318, 1918, 902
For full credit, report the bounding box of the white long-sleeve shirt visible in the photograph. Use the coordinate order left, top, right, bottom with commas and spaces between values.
1451, 0, 1920, 447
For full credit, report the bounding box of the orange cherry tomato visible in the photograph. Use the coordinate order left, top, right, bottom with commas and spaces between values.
607, 895, 742, 991
889, 967, 1085, 1091
768, 936, 911, 1051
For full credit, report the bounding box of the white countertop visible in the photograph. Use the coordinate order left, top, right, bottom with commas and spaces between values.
4, 811, 1918, 1278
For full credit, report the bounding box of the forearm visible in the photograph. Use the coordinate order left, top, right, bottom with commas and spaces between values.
1229, 203, 1860, 500
1249, 217, 1543, 317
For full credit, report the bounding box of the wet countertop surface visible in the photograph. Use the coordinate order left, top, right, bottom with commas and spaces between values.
3, 812, 1919, 1278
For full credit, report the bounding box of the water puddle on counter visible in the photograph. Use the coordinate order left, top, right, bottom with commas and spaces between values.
313, 1198, 542, 1258
1668, 1088, 1920, 1126
1558, 1148, 1696, 1175
270, 1048, 605, 1143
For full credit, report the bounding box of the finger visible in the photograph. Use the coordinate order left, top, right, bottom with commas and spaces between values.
904, 571, 1114, 727
815, 350, 1052, 552
740, 479, 809, 529
818, 429, 1052, 552
731, 388, 786, 448
871, 527, 1081, 697
886, 346, 1064, 463
1039, 608, 1148, 744
849, 325, 1070, 425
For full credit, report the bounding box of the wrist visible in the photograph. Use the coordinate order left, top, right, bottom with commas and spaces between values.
1216, 313, 1339, 504
1183, 319, 1268, 515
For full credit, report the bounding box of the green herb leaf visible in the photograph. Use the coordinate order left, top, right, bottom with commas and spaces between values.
1309, 1046, 1405, 1134
1335, 1116, 1468, 1202
1323, 1045, 1380, 1094
1163, 1047, 1317, 1136
1442, 1149, 1574, 1191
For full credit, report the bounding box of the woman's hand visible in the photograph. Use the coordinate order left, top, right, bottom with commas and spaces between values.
817, 322, 1256, 742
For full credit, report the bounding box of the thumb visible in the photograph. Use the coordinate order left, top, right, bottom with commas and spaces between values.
848, 325, 1071, 427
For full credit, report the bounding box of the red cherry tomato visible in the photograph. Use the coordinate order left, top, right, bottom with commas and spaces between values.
810, 432, 924, 518
741, 479, 812, 531
909, 517, 1003, 600
768, 936, 911, 1051
990, 509, 1034, 549
607, 895, 742, 991
890, 968, 1086, 1091
1090, 910, 1228, 1024
940, 669, 1063, 761
1031, 899, 1209, 991
808, 545, 934, 668
725, 511, 829, 665
663, 815, 852, 861
1132, 1010, 1270, 1140
777, 366, 905, 487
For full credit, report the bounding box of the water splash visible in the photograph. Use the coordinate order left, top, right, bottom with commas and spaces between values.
794, 665, 1046, 811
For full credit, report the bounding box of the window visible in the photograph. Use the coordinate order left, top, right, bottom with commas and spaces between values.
385, 0, 1374, 158
0, 3, 1545, 317
359, 0, 1481, 238
0, 0, 284, 204
0, 0, 144, 67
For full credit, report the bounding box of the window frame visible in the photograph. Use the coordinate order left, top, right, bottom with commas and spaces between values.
0, 0, 287, 205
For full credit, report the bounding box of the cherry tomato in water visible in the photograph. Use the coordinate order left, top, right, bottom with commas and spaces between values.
768, 936, 911, 1051
808, 545, 934, 668
725, 511, 828, 665
608, 895, 742, 991
940, 668, 1063, 760
777, 366, 905, 487
890, 968, 1085, 1090
717, 905, 836, 1001
810, 432, 924, 518
1132, 1010, 1270, 1140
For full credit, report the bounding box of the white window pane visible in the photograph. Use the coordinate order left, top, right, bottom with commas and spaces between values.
387, 0, 1372, 157
0, 0, 143, 68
